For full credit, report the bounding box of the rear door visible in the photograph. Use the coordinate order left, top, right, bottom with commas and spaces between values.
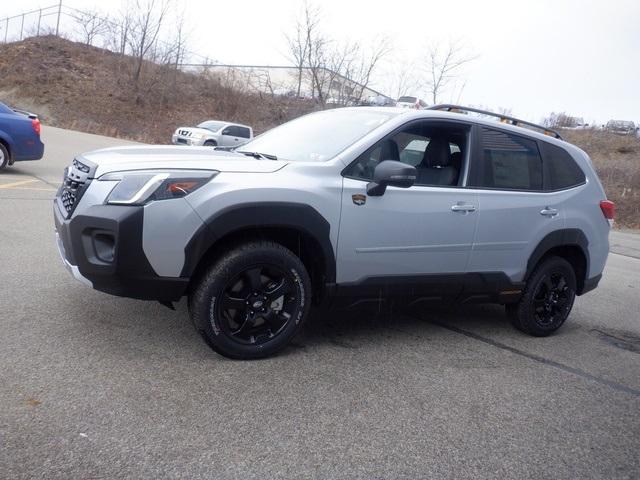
220, 126, 251, 147
466, 127, 565, 281
220, 126, 241, 146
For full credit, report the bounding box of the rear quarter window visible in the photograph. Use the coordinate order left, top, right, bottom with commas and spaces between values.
540, 142, 586, 190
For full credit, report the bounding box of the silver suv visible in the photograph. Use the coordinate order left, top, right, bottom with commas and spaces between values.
54, 105, 613, 359
172, 120, 253, 147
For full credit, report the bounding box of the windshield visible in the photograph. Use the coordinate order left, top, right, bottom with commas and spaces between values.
238, 109, 397, 162
197, 121, 225, 132
398, 96, 417, 103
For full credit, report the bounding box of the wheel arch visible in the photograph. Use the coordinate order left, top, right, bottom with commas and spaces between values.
183, 202, 336, 300
0, 132, 12, 159
526, 229, 589, 294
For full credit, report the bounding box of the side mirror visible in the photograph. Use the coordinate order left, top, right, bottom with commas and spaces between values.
366, 160, 417, 196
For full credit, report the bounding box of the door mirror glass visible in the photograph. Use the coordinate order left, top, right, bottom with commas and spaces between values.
367, 160, 417, 196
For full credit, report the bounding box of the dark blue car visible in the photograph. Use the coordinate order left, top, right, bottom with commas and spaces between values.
0, 102, 45, 171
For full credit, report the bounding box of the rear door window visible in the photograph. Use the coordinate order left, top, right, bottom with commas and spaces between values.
237, 127, 251, 138
473, 128, 543, 191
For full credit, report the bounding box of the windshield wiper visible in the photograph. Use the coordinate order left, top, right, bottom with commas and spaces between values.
236, 150, 278, 160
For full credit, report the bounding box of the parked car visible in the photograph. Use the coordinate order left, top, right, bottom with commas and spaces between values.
366, 95, 396, 107
396, 96, 428, 109
171, 120, 253, 147
55, 105, 612, 359
605, 120, 636, 135
0, 102, 44, 171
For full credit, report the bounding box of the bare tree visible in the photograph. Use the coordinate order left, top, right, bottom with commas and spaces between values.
283, 1, 390, 106
347, 37, 391, 102
126, 0, 171, 84
104, 2, 133, 56
71, 8, 109, 46
424, 40, 476, 104
543, 112, 579, 128
284, 3, 312, 97
300, 2, 329, 103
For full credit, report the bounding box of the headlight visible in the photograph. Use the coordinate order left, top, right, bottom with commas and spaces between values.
98, 170, 217, 205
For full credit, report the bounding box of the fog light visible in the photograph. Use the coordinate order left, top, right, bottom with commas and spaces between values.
93, 233, 115, 263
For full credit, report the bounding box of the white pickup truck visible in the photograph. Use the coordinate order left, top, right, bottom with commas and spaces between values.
172, 120, 253, 147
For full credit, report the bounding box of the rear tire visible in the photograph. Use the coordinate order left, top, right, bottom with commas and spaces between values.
507, 256, 576, 336
0, 143, 9, 171
189, 241, 312, 359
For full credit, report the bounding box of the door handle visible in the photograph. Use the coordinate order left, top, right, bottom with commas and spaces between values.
540, 207, 559, 217
451, 204, 476, 213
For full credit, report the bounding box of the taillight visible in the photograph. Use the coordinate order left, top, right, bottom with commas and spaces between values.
31, 118, 41, 136
600, 200, 615, 222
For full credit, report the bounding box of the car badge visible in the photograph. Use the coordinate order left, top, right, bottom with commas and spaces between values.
352, 194, 366, 206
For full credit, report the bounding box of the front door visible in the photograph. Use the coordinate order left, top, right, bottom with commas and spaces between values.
336, 120, 478, 288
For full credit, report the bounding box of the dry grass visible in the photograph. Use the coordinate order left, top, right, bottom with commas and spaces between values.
562, 129, 640, 228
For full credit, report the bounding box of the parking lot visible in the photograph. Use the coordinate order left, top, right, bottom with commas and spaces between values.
1, 126, 639, 479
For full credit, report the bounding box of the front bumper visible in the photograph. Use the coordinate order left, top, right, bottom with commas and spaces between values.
53, 202, 189, 301
171, 134, 203, 146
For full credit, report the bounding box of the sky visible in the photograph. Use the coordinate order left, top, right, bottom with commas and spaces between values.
5, 0, 640, 124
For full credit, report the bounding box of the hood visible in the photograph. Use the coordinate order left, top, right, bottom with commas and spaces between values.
78, 145, 288, 177
174, 126, 219, 137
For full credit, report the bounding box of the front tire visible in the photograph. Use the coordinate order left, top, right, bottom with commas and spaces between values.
203, 140, 217, 147
507, 256, 576, 336
0, 143, 9, 171
189, 241, 312, 359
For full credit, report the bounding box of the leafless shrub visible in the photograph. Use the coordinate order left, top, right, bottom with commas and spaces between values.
285, 0, 390, 106
70, 8, 110, 46
423, 40, 477, 104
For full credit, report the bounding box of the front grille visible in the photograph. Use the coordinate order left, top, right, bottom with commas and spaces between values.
176, 138, 188, 144
57, 159, 93, 217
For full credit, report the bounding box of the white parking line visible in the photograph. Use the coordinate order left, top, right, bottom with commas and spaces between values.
0, 179, 39, 189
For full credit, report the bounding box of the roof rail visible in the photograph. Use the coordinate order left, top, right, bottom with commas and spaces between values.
427, 104, 563, 140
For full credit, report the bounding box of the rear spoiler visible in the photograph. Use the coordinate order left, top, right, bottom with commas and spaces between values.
12, 108, 39, 120
427, 104, 563, 140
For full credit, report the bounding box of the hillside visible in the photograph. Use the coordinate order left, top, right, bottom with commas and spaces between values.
562, 129, 639, 228
0, 36, 315, 142
0, 36, 638, 227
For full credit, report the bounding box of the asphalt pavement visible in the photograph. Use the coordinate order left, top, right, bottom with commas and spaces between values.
0, 126, 638, 479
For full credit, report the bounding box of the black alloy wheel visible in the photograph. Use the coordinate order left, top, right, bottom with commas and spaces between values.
217, 264, 298, 345
189, 241, 311, 359
507, 256, 576, 336
530, 271, 572, 327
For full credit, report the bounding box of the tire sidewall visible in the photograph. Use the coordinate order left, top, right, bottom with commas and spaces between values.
193, 245, 311, 359
518, 257, 576, 335
0, 144, 9, 170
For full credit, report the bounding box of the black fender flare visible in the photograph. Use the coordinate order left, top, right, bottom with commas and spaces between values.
526, 229, 590, 288
181, 202, 336, 283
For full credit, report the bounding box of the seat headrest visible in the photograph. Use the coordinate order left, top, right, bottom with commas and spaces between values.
422, 138, 451, 168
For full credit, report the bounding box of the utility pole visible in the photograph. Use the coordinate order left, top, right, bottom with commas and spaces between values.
55, 0, 62, 36
37, 9, 42, 36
